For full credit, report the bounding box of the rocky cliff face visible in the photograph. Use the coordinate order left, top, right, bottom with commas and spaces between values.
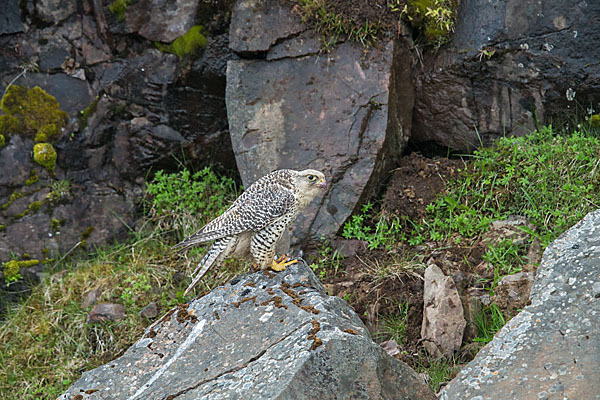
0, 0, 236, 297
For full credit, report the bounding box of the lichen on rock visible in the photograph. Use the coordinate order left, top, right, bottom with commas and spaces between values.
33, 143, 57, 171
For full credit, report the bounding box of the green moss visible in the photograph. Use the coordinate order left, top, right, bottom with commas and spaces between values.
155, 25, 207, 60
29, 201, 43, 212
0, 85, 68, 141
109, 0, 137, 22
2, 259, 38, 284
33, 143, 57, 171
1, 191, 25, 210
590, 114, 600, 128
78, 96, 99, 132
50, 218, 64, 231
0, 133, 5, 148
35, 124, 60, 143
0, 225, 5, 231
25, 170, 38, 186
81, 226, 94, 240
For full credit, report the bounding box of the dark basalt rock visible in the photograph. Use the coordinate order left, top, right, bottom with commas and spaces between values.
412, 0, 600, 152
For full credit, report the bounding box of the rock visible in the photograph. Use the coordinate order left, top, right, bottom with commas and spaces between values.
381, 339, 401, 357
21, 73, 92, 116
421, 264, 466, 358
442, 209, 600, 400
412, 0, 600, 152
492, 271, 534, 315
227, 0, 414, 245
61, 262, 436, 400
87, 303, 127, 323
139, 302, 159, 319
82, 288, 101, 309
0, 135, 33, 191
0, 1, 25, 35
125, 0, 199, 42
229, 0, 305, 54
34, 0, 77, 25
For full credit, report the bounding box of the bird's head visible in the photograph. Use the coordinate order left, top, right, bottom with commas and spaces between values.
294, 169, 327, 199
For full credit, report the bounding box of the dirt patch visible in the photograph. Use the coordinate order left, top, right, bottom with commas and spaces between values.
382, 152, 462, 220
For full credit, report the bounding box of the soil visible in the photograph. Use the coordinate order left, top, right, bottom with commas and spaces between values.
312, 152, 541, 383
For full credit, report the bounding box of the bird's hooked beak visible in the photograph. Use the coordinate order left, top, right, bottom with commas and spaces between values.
318, 177, 327, 189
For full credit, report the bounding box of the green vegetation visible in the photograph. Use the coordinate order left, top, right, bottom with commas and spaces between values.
473, 303, 505, 344
377, 301, 410, 344
0, 134, 5, 148
108, 0, 137, 22
25, 170, 38, 186
78, 96, 100, 132
391, 0, 458, 46
47, 179, 71, 202
481, 239, 528, 293
345, 126, 600, 250
0, 85, 68, 141
33, 143, 57, 171
309, 240, 343, 279
145, 167, 238, 239
295, 0, 380, 49
415, 353, 457, 392
2, 259, 39, 285
0, 166, 241, 399
155, 26, 207, 61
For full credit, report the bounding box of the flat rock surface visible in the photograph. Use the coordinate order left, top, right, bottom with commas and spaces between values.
442, 210, 600, 400
60, 262, 435, 400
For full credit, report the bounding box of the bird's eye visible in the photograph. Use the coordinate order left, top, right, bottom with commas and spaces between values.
307, 175, 316, 181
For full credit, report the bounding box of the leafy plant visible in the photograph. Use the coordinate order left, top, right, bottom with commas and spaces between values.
145, 167, 238, 240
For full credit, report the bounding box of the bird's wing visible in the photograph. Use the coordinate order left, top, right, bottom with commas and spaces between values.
172, 187, 296, 251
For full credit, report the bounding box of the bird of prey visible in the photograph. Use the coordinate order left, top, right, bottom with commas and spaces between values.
173, 169, 327, 295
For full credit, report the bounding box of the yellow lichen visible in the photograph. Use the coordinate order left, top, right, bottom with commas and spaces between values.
33, 143, 57, 171
0, 85, 68, 141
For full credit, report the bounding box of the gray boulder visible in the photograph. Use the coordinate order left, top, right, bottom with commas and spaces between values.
226, 0, 414, 245
442, 209, 600, 399
60, 262, 436, 400
412, 0, 600, 152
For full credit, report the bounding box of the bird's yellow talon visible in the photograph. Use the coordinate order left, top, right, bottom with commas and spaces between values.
271, 255, 297, 271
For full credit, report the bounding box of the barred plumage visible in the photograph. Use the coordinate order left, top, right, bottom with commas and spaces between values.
174, 169, 327, 295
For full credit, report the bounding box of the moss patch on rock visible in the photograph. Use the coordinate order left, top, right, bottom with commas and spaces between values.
2, 259, 39, 285
78, 96, 99, 132
33, 143, 57, 171
155, 25, 207, 60
0, 134, 5, 148
108, 0, 137, 22
0, 85, 68, 142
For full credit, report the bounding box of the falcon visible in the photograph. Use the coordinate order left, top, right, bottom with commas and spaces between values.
173, 169, 327, 295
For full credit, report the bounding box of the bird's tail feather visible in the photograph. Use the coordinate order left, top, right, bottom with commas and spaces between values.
183, 239, 229, 296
